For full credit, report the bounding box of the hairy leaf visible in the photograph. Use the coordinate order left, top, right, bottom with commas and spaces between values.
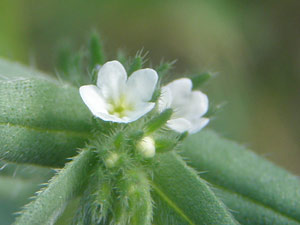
152, 152, 237, 225
181, 130, 300, 224
214, 187, 300, 225
14, 149, 97, 225
0, 75, 92, 166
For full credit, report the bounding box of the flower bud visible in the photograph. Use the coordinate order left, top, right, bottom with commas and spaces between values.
145, 108, 173, 134
137, 136, 156, 158
105, 152, 119, 168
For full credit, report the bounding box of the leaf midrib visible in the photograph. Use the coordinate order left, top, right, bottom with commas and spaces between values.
151, 182, 196, 225
152, 175, 300, 224
0, 121, 91, 139
208, 179, 300, 224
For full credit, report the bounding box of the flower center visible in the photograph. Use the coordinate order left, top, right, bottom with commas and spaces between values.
108, 95, 134, 118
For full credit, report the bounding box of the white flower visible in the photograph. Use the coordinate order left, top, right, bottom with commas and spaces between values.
80, 60, 158, 123
159, 78, 209, 134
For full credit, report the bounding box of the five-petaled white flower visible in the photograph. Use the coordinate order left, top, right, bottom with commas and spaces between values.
159, 78, 209, 134
79, 60, 158, 123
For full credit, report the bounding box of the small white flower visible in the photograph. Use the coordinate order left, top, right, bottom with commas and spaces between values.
79, 60, 158, 123
159, 78, 209, 134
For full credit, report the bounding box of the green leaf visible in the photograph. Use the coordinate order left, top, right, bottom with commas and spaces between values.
145, 108, 173, 134
191, 72, 211, 89
114, 169, 152, 225
127, 56, 143, 76
56, 44, 73, 75
181, 129, 300, 224
14, 149, 97, 225
156, 60, 175, 79
0, 59, 93, 166
152, 152, 237, 225
89, 32, 105, 70
55, 197, 81, 225
0, 123, 88, 167
214, 187, 300, 225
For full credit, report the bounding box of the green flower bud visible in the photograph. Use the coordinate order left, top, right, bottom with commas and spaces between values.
105, 152, 119, 168
137, 136, 156, 158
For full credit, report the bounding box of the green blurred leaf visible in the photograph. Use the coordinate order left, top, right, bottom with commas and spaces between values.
0, 176, 41, 225
127, 56, 143, 76
181, 130, 300, 224
152, 152, 237, 225
0, 59, 92, 167
0, 161, 53, 181
214, 187, 300, 225
57, 45, 73, 75
156, 60, 175, 79
191, 72, 211, 89
89, 32, 105, 70
14, 149, 97, 225
145, 108, 172, 134
0, 163, 53, 225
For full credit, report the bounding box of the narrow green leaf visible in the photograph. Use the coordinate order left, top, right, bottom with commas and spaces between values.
145, 109, 173, 134
152, 191, 191, 225
56, 44, 73, 75
181, 130, 300, 224
0, 176, 42, 225
0, 123, 88, 167
214, 187, 300, 225
114, 169, 152, 225
152, 152, 237, 225
191, 72, 211, 89
70, 167, 110, 225
89, 32, 105, 69
127, 56, 143, 76
116, 50, 128, 69
156, 61, 175, 78
0, 78, 92, 166
14, 149, 97, 225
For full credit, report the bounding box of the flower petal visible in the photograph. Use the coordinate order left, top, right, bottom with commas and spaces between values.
125, 102, 155, 122
94, 112, 126, 123
97, 60, 127, 100
158, 86, 173, 112
79, 85, 108, 116
182, 90, 209, 120
126, 68, 158, 102
165, 78, 192, 107
97, 102, 155, 123
166, 118, 192, 133
188, 117, 210, 134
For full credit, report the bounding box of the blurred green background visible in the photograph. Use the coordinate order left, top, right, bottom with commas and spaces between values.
0, 0, 299, 223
